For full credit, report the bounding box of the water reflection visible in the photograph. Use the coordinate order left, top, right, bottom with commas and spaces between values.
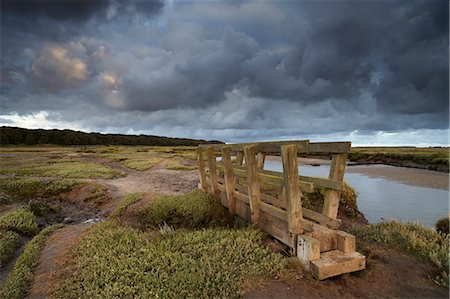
264, 160, 448, 227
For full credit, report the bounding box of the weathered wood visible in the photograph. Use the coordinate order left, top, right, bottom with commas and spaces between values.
256, 152, 266, 169
236, 151, 244, 166
260, 193, 286, 209
258, 168, 338, 191
303, 208, 341, 229
322, 153, 347, 219
308, 142, 351, 154
206, 147, 219, 198
244, 145, 261, 225
200, 140, 351, 154
197, 147, 207, 191
297, 235, 321, 269
310, 250, 365, 280
259, 201, 287, 221
336, 231, 356, 253
281, 145, 303, 237
234, 190, 250, 204
222, 146, 236, 214
259, 210, 292, 247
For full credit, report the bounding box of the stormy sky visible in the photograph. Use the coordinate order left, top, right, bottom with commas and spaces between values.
1, 0, 448, 145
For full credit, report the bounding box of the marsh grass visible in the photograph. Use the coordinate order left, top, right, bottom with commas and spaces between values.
123, 156, 165, 170
0, 230, 21, 268
52, 221, 284, 298
84, 184, 111, 205
0, 208, 38, 235
166, 158, 197, 170
349, 147, 449, 167
0, 177, 80, 199
110, 192, 145, 218
0, 224, 63, 299
137, 190, 233, 229
351, 221, 449, 287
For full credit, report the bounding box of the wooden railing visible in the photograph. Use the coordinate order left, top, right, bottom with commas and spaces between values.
197, 140, 350, 252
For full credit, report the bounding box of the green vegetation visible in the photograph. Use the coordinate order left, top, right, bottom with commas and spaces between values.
41, 162, 124, 179
167, 158, 197, 170
110, 192, 145, 218
351, 221, 449, 287
0, 177, 80, 199
0, 208, 38, 235
0, 224, 63, 299
52, 221, 283, 298
0, 126, 220, 146
349, 147, 449, 170
28, 202, 61, 217
123, 156, 165, 170
0, 230, 21, 268
84, 184, 111, 205
435, 217, 449, 235
137, 190, 232, 229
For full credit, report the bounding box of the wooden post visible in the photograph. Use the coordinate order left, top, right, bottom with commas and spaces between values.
206, 147, 219, 198
236, 151, 244, 166
322, 153, 347, 219
244, 145, 261, 225
256, 152, 266, 169
222, 146, 236, 214
197, 147, 207, 191
281, 144, 303, 249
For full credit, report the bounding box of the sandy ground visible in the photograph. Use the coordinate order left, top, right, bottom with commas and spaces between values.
266, 156, 449, 190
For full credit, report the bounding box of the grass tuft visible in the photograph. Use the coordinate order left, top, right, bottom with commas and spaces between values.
0, 230, 22, 268
137, 190, 233, 229
0, 208, 38, 235
0, 177, 80, 199
166, 158, 197, 170
351, 220, 449, 287
0, 224, 63, 299
435, 217, 449, 235
52, 221, 283, 298
110, 192, 145, 218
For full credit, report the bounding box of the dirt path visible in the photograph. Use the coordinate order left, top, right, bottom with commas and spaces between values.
27, 224, 92, 299
245, 247, 448, 298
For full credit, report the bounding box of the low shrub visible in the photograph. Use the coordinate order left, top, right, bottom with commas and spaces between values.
0, 230, 22, 268
52, 221, 283, 298
28, 202, 61, 217
435, 217, 449, 235
0, 224, 63, 299
110, 192, 145, 218
351, 221, 449, 287
137, 190, 233, 229
0, 208, 38, 235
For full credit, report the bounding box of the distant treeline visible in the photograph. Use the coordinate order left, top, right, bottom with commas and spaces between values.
0, 126, 222, 146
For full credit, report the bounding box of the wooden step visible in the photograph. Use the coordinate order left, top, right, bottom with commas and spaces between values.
310, 250, 366, 280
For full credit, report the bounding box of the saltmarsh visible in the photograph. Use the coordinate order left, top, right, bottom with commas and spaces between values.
52, 221, 284, 298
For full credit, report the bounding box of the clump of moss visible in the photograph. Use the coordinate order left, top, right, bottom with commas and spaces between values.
0, 224, 63, 299
351, 220, 449, 287
110, 192, 145, 218
435, 217, 449, 235
0, 230, 22, 268
0, 208, 38, 235
137, 190, 233, 229
52, 221, 283, 298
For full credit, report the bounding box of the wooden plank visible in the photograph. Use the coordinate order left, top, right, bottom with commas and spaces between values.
259, 210, 292, 247
256, 152, 266, 169
297, 235, 321, 269
281, 145, 303, 236
308, 142, 351, 154
310, 250, 365, 280
303, 208, 341, 229
244, 145, 261, 225
236, 151, 244, 166
206, 147, 219, 198
200, 140, 309, 154
259, 201, 287, 221
234, 190, 250, 204
336, 231, 356, 253
197, 147, 207, 191
322, 153, 348, 219
222, 146, 236, 214
234, 183, 248, 195
260, 193, 286, 209
258, 168, 336, 191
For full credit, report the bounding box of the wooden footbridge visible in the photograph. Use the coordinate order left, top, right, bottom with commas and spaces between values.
197, 140, 365, 280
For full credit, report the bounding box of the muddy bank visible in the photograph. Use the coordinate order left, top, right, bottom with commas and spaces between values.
266, 156, 449, 190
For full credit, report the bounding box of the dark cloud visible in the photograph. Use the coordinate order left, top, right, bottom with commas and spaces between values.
0, 0, 448, 143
